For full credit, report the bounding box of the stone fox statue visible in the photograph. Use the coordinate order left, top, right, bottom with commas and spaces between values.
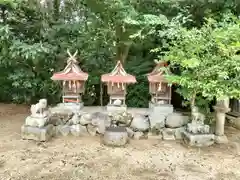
25, 99, 49, 128
30, 99, 48, 117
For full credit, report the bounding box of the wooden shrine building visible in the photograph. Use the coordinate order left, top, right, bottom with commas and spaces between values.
147, 60, 172, 105
101, 60, 136, 111
51, 50, 88, 108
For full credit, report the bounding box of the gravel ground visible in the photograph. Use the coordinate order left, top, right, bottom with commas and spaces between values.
1, 104, 240, 180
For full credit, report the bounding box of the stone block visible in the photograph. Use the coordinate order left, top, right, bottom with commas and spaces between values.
186, 123, 210, 134
149, 113, 166, 130
25, 116, 49, 128
182, 131, 215, 147
165, 113, 189, 128
55, 125, 71, 136
215, 135, 228, 144
149, 103, 174, 116
162, 128, 176, 140
106, 105, 127, 113
70, 124, 88, 136
87, 124, 97, 136
21, 124, 54, 142
174, 127, 185, 140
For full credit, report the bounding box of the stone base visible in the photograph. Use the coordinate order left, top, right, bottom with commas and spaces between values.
149, 103, 173, 116
56, 102, 83, 113
215, 135, 228, 144
106, 104, 127, 113
21, 124, 55, 141
182, 131, 215, 147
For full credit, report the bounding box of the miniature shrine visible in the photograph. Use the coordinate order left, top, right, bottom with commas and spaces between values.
147, 60, 173, 116
147, 60, 172, 105
101, 60, 136, 112
51, 50, 88, 109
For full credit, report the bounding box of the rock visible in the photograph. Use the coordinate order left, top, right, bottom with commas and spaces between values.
165, 113, 189, 128
87, 124, 97, 136
147, 132, 162, 140
21, 124, 54, 141
162, 128, 176, 140
49, 107, 73, 125
55, 125, 71, 136
70, 124, 88, 136
130, 114, 150, 132
126, 127, 134, 138
91, 112, 111, 134
103, 127, 128, 147
69, 113, 81, 125
109, 111, 133, 125
186, 123, 210, 134
149, 103, 174, 116
25, 116, 49, 128
215, 135, 228, 144
174, 127, 185, 140
149, 114, 166, 130
79, 113, 92, 125
113, 99, 122, 106
182, 130, 215, 147
133, 131, 144, 140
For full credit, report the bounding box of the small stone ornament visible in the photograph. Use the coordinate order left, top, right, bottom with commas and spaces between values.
21, 99, 54, 142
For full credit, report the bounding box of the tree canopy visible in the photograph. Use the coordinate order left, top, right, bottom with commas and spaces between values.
0, 0, 239, 109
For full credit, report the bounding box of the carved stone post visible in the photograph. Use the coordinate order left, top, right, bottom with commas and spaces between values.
213, 98, 230, 144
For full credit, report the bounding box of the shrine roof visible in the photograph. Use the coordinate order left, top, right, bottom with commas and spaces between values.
51, 50, 88, 81
147, 61, 168, 83
101, 61, 136, 83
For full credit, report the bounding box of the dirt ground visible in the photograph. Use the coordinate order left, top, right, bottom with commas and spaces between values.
1, 104, 240, 180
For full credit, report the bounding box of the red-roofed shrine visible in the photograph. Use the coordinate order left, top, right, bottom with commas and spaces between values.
51, 50, 88, 106
101, 61, 136, 111
147, 61, 172, 105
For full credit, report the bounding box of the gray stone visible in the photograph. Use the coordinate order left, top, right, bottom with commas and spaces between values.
113, 99, 122, 106
215, 135, 228, 144
162, 128, 176, 140
106, 104, 127, 113
130, 114, 150, 132
133, 131, 145, 140
149, 113, 166, 130
227, 116, 240, 130
149, 103, 174, 116
175, 127, 185, 140
186, 123, 210, 134
126, 127, 134, 138
87, 124, 97, 136
49, 106, 73, 125
91, 112, 111, 134
70, 124, 88, 136
55, 125, 71, 136
182, 130, 215, 147
69, 113, 81, 125
109, 111, 133, 126
165, 113, 189, 128
79, 113, 92, 125
21, 124, 54, 141
25, 116, 49, 128
103, 127, 128, 147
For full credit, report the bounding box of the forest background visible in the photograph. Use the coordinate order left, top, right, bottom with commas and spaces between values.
0, 0, 240, 110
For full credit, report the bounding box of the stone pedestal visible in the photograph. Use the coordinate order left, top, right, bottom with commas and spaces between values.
213, 105, 230, 144
21, 124, 55, 141
103, 127, 128, 147
149, 103, 173, 116
182, 131, 215, 147
57, 102, 83, 113
106, 104, 127, 113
